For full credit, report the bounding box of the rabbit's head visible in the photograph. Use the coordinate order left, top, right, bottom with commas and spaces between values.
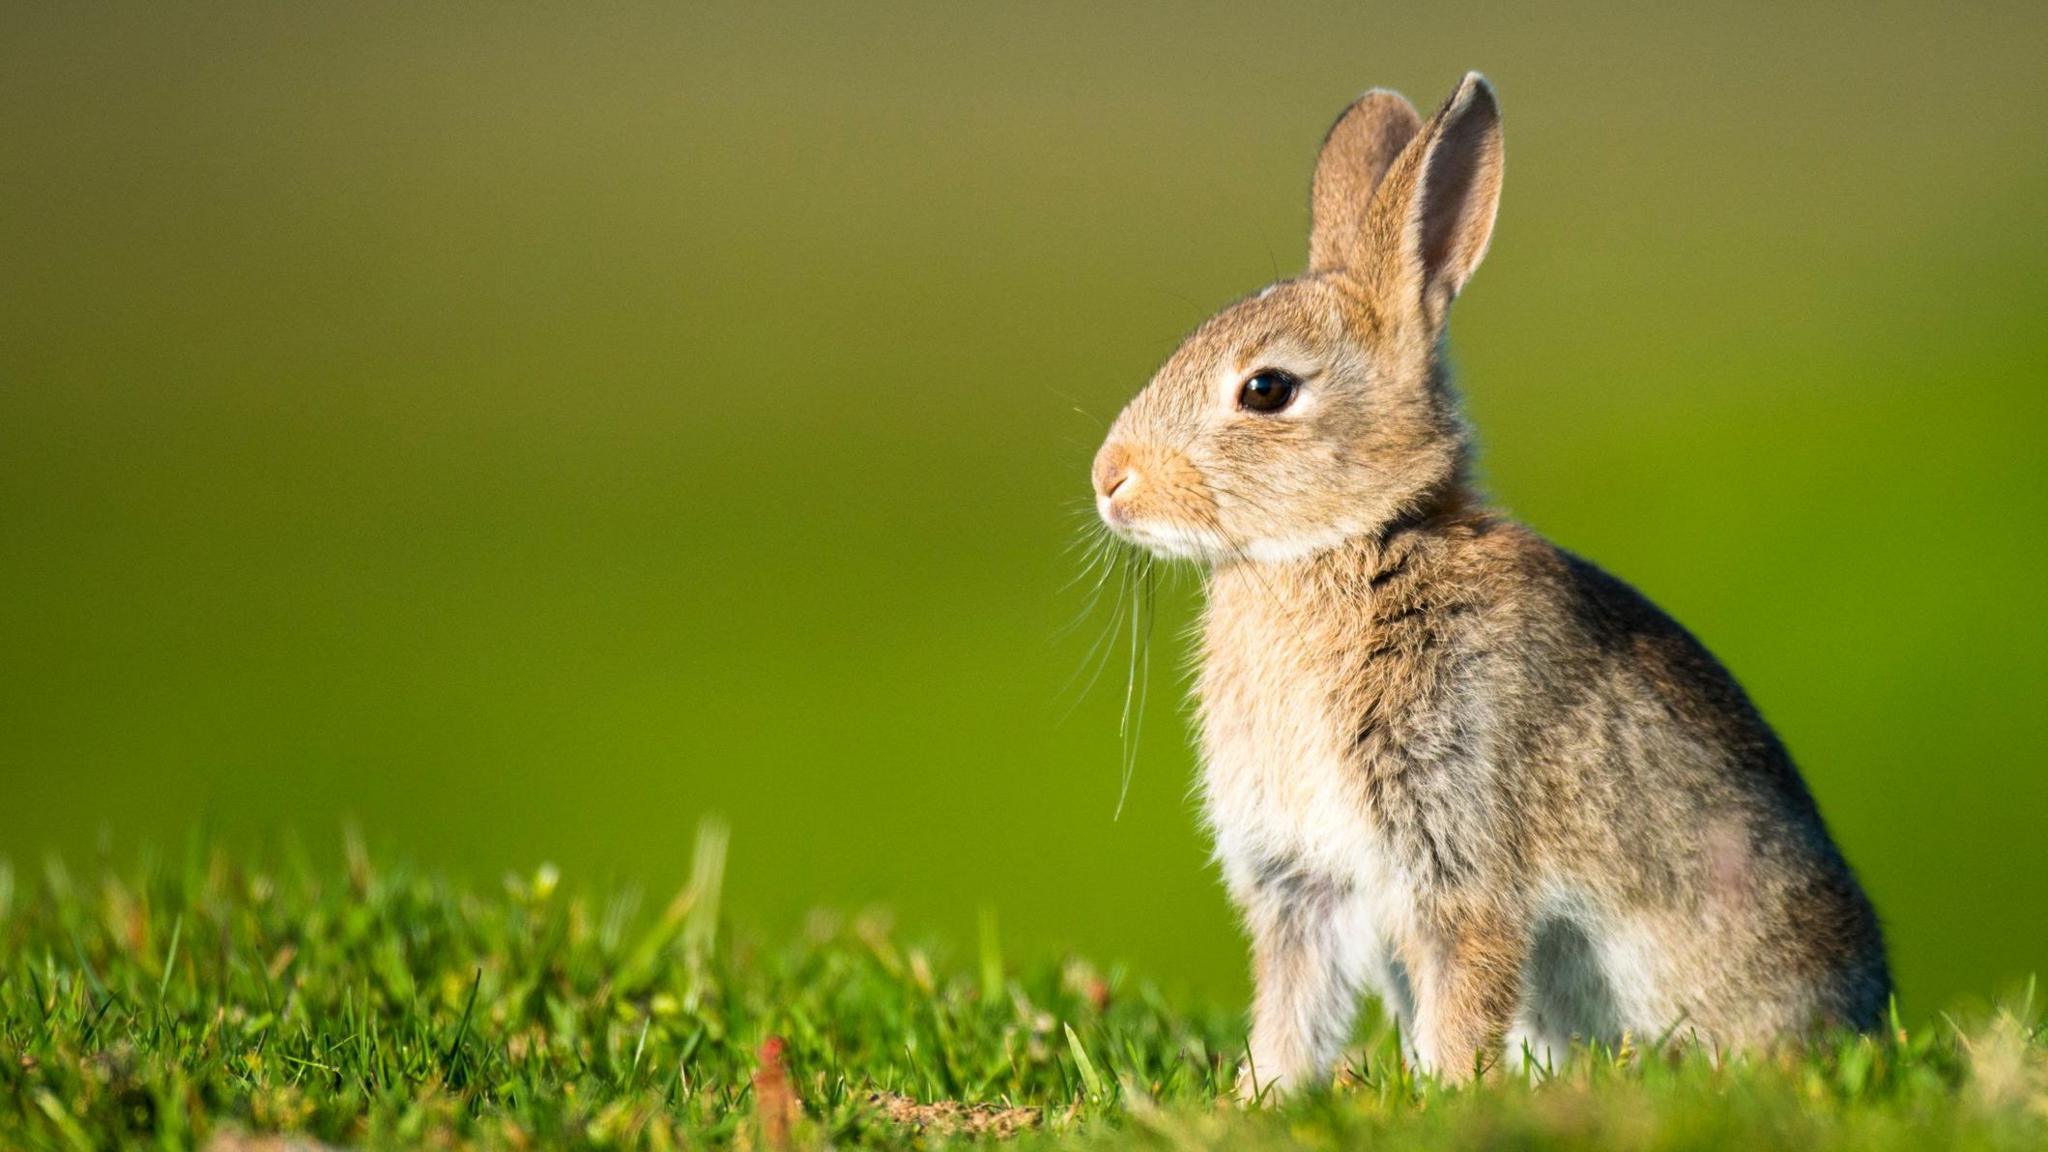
1093, 73, 1503, 564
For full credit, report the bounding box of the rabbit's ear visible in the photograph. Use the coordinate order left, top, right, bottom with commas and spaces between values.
1365, 72, 1504, 329
1308, 90, 1424, 274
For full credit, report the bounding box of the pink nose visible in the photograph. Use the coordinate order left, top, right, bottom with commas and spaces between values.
1093, 443, 1133, 501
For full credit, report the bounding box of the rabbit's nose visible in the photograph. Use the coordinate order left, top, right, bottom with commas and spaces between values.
1093, 444, 1136, 501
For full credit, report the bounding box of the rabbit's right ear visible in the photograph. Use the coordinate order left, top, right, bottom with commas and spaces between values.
1362, 73, 1505, 331
1308, 90, 1424, 274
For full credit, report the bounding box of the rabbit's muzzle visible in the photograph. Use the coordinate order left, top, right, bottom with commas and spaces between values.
1091, 438, 1228, 561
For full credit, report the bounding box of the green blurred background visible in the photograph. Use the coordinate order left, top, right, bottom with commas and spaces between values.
4, 3, 2044, 1014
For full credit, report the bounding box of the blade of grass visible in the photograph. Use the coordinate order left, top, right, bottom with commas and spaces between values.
158, 913, 183, 1004
443, 967, 482, 1081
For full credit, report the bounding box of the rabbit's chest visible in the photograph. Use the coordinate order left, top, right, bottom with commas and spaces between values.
1196, 626, 1414, 904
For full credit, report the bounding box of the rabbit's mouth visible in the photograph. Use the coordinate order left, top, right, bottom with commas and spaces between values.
1109, 515, 1231, 563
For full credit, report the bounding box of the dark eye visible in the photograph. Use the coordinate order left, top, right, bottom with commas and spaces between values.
1237, 369, 1300, 414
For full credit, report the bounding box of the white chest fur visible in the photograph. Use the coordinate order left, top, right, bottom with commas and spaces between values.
1196, 625, 1425, 1043
1196, 596, 1415, 931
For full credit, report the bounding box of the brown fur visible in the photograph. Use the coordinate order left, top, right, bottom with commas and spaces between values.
1090, 74, 1888, 1092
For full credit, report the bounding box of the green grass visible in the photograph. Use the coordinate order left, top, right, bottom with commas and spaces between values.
2, 829, 2042, 1151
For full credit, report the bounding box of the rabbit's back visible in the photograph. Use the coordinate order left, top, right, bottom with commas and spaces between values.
1504, 530, 1891, 1039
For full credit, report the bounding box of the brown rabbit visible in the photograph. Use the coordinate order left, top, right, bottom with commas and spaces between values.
1089, 73, 1889, 1090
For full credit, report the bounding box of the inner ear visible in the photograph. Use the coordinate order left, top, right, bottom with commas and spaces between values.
1407, 75, 1503, 316
1418, 94, 1501, 277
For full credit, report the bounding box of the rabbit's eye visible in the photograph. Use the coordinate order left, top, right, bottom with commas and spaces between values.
1238, 370, 1300, 414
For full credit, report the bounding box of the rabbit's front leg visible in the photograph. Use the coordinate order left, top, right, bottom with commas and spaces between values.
1406, 905, 1529, 1081
1236, 874, 1368, 1098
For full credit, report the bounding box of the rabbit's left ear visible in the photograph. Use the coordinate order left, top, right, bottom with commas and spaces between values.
1308, 89, 1424, 274
1366, 72, 1505, 330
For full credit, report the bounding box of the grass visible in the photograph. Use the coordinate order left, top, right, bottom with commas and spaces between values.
1, 827, 2042, 1151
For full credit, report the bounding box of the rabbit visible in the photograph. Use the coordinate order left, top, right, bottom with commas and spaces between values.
1088, 73, 1890, 1091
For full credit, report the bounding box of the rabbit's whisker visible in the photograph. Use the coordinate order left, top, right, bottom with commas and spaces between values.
1056, 531, 1124, 626
1058, 543, 1135, 716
